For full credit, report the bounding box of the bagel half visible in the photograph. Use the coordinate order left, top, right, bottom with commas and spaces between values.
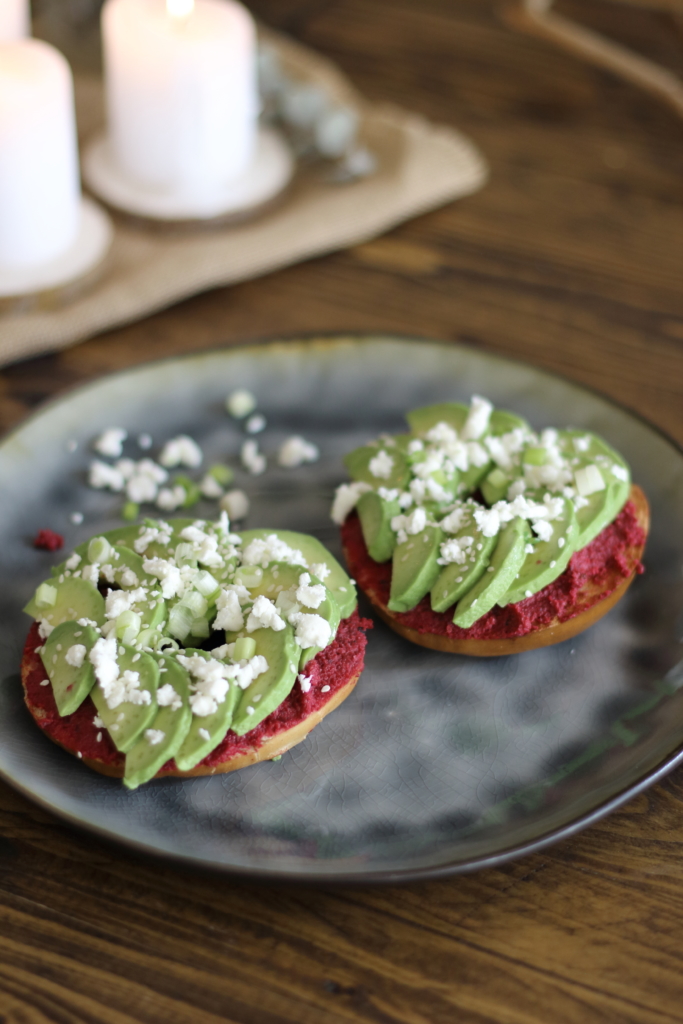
342, 485, 649, 656
21, 610, 371, 779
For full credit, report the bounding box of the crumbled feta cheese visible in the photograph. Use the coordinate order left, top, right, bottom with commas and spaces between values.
65, 553, 81, 571
573, 435, 591, 453
462, 396, 493, 440
296, 572, 326, 609
38, 619, 54, 638
226, 389, 257, 419
246, 595, 286, 632
219, 489, 250, 521
289, 612, 332, 649
134, 521, 173, 554
126, 473, 158, 503
278, 435, 319, 468
575, 464, 605, 497
407, 439, 424, 454
473, 507, 501, 538
142, 557, 182, 599
377, 487, 399, 501
199, 473, 224, 499
94, 427, 127, 458
246, 413, 267, 434
93, 715, 104, 728
156, 485, 186, 512
440, 506, 469, 534
65, 644, 86, 668
81, 563, 100, 584
157, 683, 183, 711
241, 439, 266, 475
159, 435, 203, 469
298, 673, 312, 693
368, 450, 394, 479
533, 520, 554, 543
391, 507, 427, 544
330, 481, 371, 524
241, 534, 307, 568
177, 655, 232, 716
611, 464, 629, 482
213, 589, 245, 632
438, 535, 474, 566
144, 729, 165, 746
89, 460, 125, 492
310, 562, 331, 582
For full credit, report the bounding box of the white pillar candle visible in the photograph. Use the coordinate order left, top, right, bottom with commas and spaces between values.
0, 0, 30, 41
0, 39, 80, 267
102, 0, 258, 196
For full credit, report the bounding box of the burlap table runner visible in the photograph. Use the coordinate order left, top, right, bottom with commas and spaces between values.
0, 28, 487, 368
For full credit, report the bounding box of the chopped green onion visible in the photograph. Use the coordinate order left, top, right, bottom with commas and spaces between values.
122, 501, 139, 522
523, 447, 548, 467
190, 617, 210, 639
88, 536, 113, 564
194, 570, 220, 599
233, 637, 256, 661
168, 604, 194, 641
486, 468, 508, 488
35, 582, 57, 608
208, 464, 234, 486
179, 591, 208, 618
234, 565, 263, 589
116, 610, 141, 644
174, 475, 201, 508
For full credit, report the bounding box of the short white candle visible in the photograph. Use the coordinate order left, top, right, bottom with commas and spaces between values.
0, 0, 30, 42
102, 0, 258, 196
0, 39, 80, 268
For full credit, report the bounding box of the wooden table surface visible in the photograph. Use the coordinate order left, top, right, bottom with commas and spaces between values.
1, 2, 683, 1021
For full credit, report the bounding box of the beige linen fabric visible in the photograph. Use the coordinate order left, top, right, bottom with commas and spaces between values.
0, 29, 488, 368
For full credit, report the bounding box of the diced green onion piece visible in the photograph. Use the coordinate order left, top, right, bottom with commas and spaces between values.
180, 591, 208, 618
168, 604, 194, 641
122, 501, 139, 521
208, 464, 234, 486
116, 610, 141, 644
486, 467, 508, 488
35, 582, 57, 609
157, 636, 180, 653
88, 536, 113, 563
234, 565, 263, 588
190, 617, 210, 639
174, 475, 201, 508
174, 542, 197, 568
523, 447, 548, 466
136, 628, 161, 650
233, 637, 256, 661
194, 570, 219, 599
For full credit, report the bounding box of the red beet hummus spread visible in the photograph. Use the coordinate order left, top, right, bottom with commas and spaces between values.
342, 502, 645, 641
23, 611, 372, 772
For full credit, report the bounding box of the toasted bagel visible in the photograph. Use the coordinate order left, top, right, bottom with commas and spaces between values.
342, 485, 649, 657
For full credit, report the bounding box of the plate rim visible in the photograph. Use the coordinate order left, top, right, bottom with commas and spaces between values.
1, 331, 682, 885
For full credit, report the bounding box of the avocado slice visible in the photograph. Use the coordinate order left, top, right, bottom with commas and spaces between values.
343, 444, 409, 490
388, 524, 444, 613
500, 498, 579, 605
173, 649, 240, 772
90, 646, 159, 753
124, 657, 193, 788
430, 526, 497, 613
40, 620, 100, 716
406, 402, 469, 436
453, 518, 530, 628
24, 576, 106, 628
238, 528, 356, 619
357, 490, 400, 563
231, 625, 300, 736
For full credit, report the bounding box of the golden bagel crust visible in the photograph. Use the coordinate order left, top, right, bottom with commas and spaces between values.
344, 484, 649, 657
21, 657, 361, 780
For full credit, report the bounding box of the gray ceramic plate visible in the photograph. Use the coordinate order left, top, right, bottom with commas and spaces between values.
1, 336, 682, 883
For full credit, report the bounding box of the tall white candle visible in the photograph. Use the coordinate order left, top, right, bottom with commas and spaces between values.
0, 39, 80, 268
0, 0, 29, 41
102, 0, 258, 196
